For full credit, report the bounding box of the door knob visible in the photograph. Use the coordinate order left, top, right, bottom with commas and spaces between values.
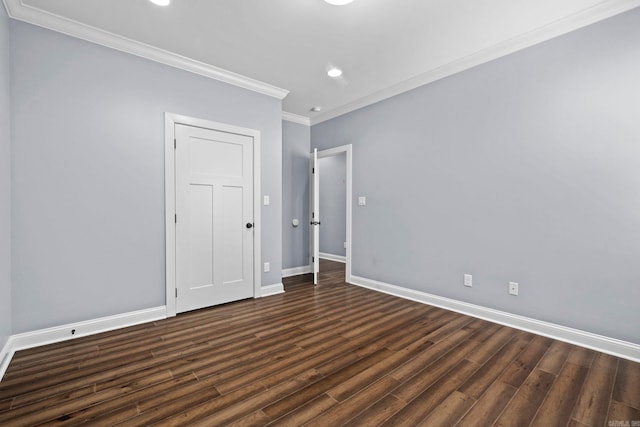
246, 223, 254, 229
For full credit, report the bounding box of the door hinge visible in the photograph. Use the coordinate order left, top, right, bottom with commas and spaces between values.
312, 212, 315, 218
175, 214, 177, 223
175, 288, 178, 298
174, 138, 176, 149
312, 167, 315, 174
312, 256, 315, 263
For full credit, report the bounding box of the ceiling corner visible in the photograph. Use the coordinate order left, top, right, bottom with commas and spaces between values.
3, 0, 289, 100
314, 0, 640, 124
282, 112, 311, 126
2, 0, 21, 16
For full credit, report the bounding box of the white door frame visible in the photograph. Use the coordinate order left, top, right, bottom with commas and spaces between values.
165, 112, 262, 317
311, 148, 320, 285
315, 144, 353, 283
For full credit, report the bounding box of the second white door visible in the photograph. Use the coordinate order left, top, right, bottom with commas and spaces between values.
175, 124, 254, 313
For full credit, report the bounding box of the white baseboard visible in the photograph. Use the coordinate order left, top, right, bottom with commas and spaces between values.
0, 306, 166, 382
282, 265, 311, 278
0, 338, 13, 382
319, 253, 346, 263
350, 275, 640, 363
261, 283, 285, 297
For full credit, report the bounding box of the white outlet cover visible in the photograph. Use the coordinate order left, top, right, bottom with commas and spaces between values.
358, 196, 366, 206
264, 262, 270, 272
263, 195, 270, 205
509, 281, 519, 296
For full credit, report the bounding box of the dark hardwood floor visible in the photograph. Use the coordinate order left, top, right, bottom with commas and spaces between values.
0, 259, 638, 426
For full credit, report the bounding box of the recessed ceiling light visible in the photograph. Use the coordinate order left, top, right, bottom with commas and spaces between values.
311, 106, 322, 112
327, 68, 343, 78
149, 0, 170, 6
324, 0, 355, 5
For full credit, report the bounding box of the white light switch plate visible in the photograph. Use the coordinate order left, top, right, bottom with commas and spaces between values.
464, 274, 472, 287
263, 195, 270, 206
358, 196, 366, 206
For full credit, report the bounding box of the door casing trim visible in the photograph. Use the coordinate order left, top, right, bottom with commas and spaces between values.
164, 112, 262, 317
313, 144, 353, 283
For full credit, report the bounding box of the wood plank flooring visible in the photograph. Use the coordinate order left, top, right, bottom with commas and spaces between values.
0, 259, 638, 426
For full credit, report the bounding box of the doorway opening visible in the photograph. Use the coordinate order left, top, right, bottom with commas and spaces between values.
309, 144, 352, 285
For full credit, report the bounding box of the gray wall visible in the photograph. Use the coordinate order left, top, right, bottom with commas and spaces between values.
311, 8, 640, 344
319, 154, 346, 257
10, 21, 282, 333
282, 120, 310, 269
0, 4, 11, 348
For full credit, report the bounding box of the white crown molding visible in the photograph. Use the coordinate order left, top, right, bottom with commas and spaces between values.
2, 0, 289, 100
350, 275, 640, 363
7, 0, 638, 122
282, 111, 311, 126
0, 306, 166, 382
311, 0, 640, 125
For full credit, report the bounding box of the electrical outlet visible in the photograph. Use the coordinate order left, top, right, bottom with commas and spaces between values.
509, 282, 519, 296
344, 242, 347, 249
464, 274, 472, 287
263, 195, 270, 206
264, 262, 270, 273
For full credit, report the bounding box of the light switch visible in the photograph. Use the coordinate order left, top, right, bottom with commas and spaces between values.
263, 195, 270, 206
464, 274, 472, 287
358, 196, 366, 206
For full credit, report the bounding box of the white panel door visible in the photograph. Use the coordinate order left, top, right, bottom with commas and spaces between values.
310, 148, 320, 285
175, 124, 254, 313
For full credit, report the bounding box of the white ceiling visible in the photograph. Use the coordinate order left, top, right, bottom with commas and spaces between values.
6, 0, 640, 124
